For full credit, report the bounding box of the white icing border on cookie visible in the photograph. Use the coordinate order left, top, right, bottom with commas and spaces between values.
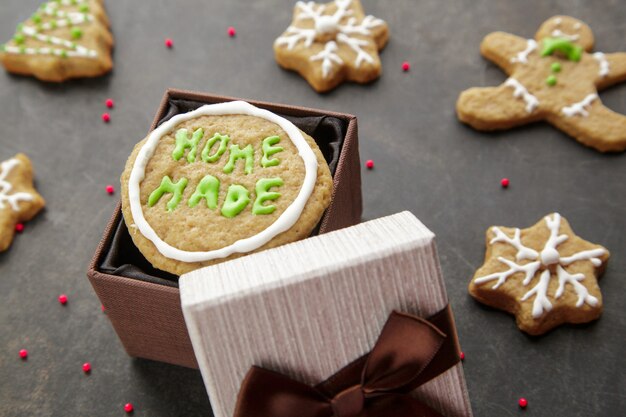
128, 101, 319, 263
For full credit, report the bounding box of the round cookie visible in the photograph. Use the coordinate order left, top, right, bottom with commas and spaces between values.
121, 101, 333, 275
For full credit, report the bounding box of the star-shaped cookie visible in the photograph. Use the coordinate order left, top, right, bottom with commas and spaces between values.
457, 16, 626, 152
274, 0, 389, 92
469, 213, 609, 335
0, 0, 114, 82
0, 154, 45, 252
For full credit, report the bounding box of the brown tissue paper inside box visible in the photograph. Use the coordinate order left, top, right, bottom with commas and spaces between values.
87, 89, 363, 368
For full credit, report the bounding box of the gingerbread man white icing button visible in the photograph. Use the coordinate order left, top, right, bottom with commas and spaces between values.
274, 0, 389, 92
457, 15, 626, 152
0, 154, 45, 252
469, 213, 609, 335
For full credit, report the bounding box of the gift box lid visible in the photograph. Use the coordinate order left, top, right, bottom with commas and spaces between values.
180, 211, 473, 417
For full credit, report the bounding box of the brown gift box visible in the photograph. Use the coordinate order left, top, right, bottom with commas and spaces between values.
86, 89, 363, 368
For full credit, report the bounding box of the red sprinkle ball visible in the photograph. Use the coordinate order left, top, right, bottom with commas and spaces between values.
82, 362, 91, 373
501, 178, 510, 188
102, 113, 111, 123
365, 159, 374, 169
19, 349, 28, 359
58, 294, 68, 305
106, 185, 115, 195
15, 223, 24, 233
165, 38, 173, 48
228, 26, 236, 37
101, 304, 106, 312
518, 398, 528, 409
402, 61, 411, 72
460, 351, 465, 361
124, 403, 134, 413
105, 98, 114, 109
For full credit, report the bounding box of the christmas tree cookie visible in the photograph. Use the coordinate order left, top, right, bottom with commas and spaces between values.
457, 16, 626, 152
0, 0, 114, 82
0, 154, 45, 252
469, 213, 609, 335
121, 101, 333, 275
274, 0, 389, 93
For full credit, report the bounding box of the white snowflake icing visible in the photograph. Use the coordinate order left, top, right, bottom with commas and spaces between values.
475, 213, 605, 319
0, 159, 34, 211
275, 0, 384, 77
310, 41, 343, 78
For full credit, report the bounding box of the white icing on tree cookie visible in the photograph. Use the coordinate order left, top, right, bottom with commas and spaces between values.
504, 78, 539, 113
275, 0, 384, 77
0, 159, 34, 211
2, 0, 98, 59
475, 213, 606, 319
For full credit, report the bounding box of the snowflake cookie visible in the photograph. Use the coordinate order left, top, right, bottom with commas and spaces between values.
274, 0, 389, 92
469, 213, 609, 335
0, 154, 45, 252
457, 16, 626, 152
0, 0, 114, 82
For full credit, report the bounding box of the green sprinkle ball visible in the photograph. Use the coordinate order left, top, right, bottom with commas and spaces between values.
79, 4, 90, 13
32, 14, 42, 24
60, 49, 68, 58
71, 27, 83, 39
13, 33, 25, 45
551, 62, 562, 73
546, 75, 557, 86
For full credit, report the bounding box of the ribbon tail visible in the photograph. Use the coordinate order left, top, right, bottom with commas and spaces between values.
234, 366, 332, 417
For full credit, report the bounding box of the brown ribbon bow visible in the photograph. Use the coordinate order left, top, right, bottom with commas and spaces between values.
234, 306, 461, 417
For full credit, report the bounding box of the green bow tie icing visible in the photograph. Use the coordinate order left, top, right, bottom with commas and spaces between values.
541, 37, 583, 62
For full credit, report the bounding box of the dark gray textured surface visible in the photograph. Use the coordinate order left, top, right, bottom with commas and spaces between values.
1, 1, 624, 416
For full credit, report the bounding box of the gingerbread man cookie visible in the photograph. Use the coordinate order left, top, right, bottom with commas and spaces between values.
0, 154, 45, 252
0, 0, 113, 82
457, 16, 626, 152
274, 0, 389, 93
469, 213, 609, 335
